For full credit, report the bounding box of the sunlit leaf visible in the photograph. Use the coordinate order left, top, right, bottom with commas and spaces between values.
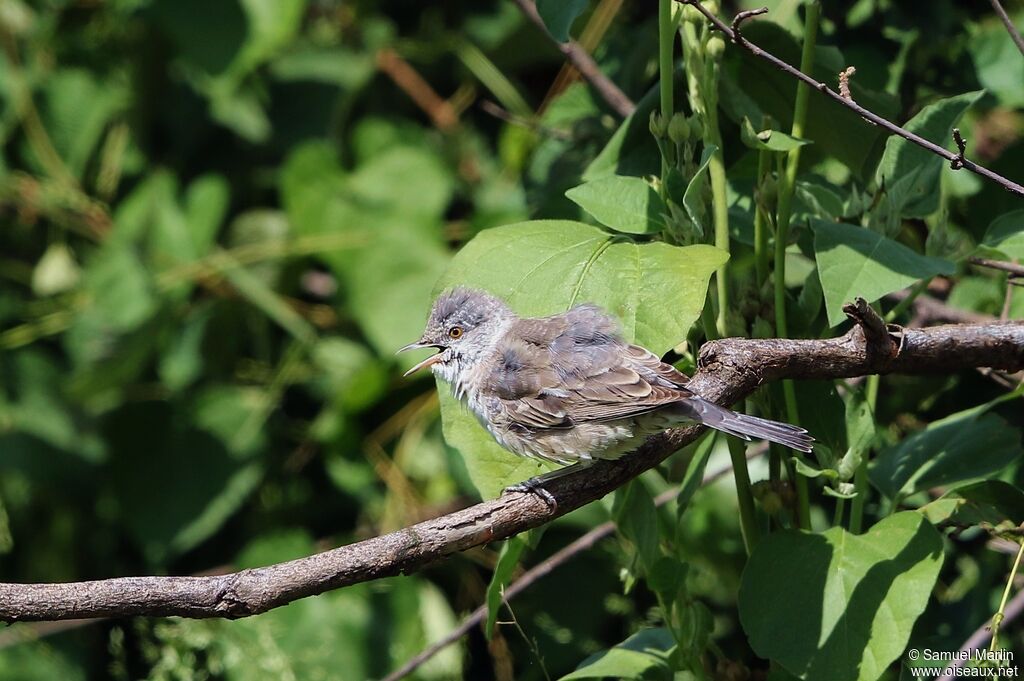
739, 512, 943, 681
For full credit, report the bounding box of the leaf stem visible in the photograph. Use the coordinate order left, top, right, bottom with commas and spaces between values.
849, 372, 879, 533
727, 438, 760, 553
773, 0, 819, 531
753, 146, 772, 286
990, 539, 1024, 654
658, 0, 676, 180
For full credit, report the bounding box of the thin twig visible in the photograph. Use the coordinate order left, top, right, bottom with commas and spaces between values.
511, 0, 635, 117
731, 7, 768, 39
938, 577, 1024, 679
989, 0, 1024, 59
376, 48, 460, 132
675, 1, 1024, 197
970, 257, 1024, 279
479, 100, 572, 140
382, 455, 749, 681
1, 319, 1023, 623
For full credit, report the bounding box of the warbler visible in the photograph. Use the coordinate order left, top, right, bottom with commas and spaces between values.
400, 288, 812, 503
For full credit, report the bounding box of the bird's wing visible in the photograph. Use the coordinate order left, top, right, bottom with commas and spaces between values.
485, 305, 692, 430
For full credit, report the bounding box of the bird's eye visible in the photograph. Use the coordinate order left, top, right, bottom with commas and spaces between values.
448, 326, 463, 339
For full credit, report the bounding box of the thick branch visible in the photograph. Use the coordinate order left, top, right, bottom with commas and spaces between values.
2, 319, 1023, 623
511, 0, 636, 117
676, 1, 1024, 197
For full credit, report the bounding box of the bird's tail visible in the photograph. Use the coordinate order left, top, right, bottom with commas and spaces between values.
678, 397, 814, 452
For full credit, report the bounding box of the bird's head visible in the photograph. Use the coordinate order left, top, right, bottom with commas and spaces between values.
398, 287, 515, 382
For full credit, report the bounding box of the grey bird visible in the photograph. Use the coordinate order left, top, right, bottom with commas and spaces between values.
400, 288, 813, 504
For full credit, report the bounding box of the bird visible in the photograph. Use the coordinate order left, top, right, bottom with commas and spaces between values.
399, 287, 813, 505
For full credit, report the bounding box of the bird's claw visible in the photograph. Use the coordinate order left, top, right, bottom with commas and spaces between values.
503, 479, 558, 511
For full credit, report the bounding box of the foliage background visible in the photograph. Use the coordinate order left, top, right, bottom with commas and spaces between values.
0, 0, 1022, 679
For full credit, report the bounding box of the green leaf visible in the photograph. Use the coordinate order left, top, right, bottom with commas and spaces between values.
158, 305, 211, 392
584, 83, 662, 181
536, 0, 589, 42
919, 481, 1024, 529
739, 512, 943, 681
740, 117, 812, 152
678, 145, 717, 242
560, 627, 676, 680
434, 220, 727, 496
969, 18, 1024, 108
837, 390, 875, 481
874, 91, 983, 218
676, 433, 717, 516
980, 209, 1024, 259
792, 458, 837, 480
869, 404, 1022, 502
485, 536, 528, 639
83, 244, 159, 332
565, 175, 666, 234
437, 387, 545, 499
613, 479, 661, 573
812, 220, 954, 327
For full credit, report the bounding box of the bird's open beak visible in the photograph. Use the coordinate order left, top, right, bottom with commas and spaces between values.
397, 341, 446, 377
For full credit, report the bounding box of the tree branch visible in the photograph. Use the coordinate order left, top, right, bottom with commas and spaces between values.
989, 0, 1024, 59
2, 313, 1023, 623
511, 0, 636, 117
675, 1, 1024, 197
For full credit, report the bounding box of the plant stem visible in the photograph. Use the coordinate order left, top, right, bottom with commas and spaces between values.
702, 53, 731, 337
773, 0, 819, 532
753, 147, 772, 287
727, 438, 760, 553
849, 372, 879, 533
990, 539, 1024, 654
658, 0, 675, 179
832, 497, 846, 527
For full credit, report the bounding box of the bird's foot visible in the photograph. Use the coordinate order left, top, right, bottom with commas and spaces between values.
503, 478, 558, 511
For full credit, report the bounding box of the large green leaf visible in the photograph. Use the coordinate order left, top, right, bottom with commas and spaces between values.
566, 175, 666, 234
560, 628, 676, 681
980, 209, 1024, 259
433, 221, 726, 496
919, 480, 1024, 530
739, 512, 943, 681
812, 220, 954, 326
874, 91, 982, 218
869, 404, 1022, 502
969, 16, 1024, 108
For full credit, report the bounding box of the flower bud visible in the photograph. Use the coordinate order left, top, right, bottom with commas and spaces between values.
687, 114, 704, 140
681, 4, 704, 24
667, 113, 690, 144
706, 35, 726, 60
648, 111, 667, 139
702, 0, 720, 15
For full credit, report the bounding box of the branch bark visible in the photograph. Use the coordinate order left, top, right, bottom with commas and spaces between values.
2, 314, 1023, 623
676, 1, 1024, 197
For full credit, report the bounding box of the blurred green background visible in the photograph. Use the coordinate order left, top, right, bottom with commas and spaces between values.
0, 0, 1022, 679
